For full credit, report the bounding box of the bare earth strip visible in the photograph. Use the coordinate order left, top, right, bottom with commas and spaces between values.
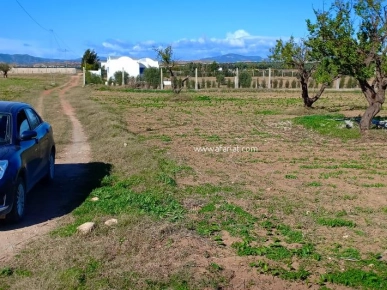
0, 74, 91, 264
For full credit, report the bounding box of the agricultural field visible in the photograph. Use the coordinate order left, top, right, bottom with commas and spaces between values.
1, 76, 387, 289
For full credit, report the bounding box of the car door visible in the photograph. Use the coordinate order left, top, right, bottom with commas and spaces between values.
24, 108, 48, 182
17, 109, 40, 189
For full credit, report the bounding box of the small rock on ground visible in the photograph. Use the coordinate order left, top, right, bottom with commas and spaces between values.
77, 222, 95, 234
105, 219, 118, 226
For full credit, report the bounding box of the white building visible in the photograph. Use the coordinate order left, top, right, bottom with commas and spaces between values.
100, 56, 159, 80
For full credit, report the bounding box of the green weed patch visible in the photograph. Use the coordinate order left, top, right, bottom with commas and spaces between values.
317, 217, 356, 228
293, 114, 361, 140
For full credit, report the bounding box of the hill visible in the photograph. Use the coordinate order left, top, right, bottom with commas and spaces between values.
0, 53, 84, 67
0, 52, 264, 66
0, 53, 69, 65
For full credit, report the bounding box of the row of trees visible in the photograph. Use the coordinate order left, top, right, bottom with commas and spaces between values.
270, 0, 387, 130
82, 0, 385, 132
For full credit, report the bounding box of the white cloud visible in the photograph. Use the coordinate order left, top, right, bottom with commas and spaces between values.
96, 30, 280, 60
0, 30, 284, 61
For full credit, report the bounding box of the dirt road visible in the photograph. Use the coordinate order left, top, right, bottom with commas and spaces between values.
0, 74, 91, 263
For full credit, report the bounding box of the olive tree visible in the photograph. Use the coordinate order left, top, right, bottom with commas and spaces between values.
0, 63, 11, 78
144, 67, 160, 89
307, 0, 387, 131
270, 37, 339, 107
239, 71, 252, 88
154, 46, 188, 94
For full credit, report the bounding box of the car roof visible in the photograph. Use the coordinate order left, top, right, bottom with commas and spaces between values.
0, 101, 31, 114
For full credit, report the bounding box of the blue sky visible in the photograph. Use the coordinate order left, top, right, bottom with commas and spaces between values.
1, 0, 332, 60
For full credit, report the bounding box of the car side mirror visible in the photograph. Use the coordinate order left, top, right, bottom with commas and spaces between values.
20, 130, 37, 141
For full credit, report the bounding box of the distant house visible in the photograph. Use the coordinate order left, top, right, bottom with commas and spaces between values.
100, 56, 159, 81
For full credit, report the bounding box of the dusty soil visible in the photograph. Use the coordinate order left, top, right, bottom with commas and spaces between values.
0, 74, 91, 264
112, 90, 384, 289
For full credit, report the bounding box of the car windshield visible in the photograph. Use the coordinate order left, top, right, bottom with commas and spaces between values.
0, 113, 11, 144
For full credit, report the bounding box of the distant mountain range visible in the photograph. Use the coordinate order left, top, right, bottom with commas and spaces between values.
0, 53, 264, 65
199, 53, 264, 63
0, 53, 80, 65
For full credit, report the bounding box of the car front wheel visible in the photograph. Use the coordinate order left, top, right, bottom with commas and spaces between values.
7, 177, 26, 222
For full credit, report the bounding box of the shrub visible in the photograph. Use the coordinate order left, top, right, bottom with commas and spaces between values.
85, 71, 103, 85
272, 79, 278, 88
285, 80, 290, 88
216, 74, 225, 86
144, 67, 160, 89
114, 70, 129, 85
347, 77, 358, 88
108, 77, 115, 86
239, 71, 252, 88
227, 79, 232, 88
279, 79, 283, 88
291, 79, 297, 88
339, 76, 346, 88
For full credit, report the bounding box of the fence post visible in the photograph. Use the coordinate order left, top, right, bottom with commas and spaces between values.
122, 68, 124, 86
235, 68, 239, 88
160, 68, 163, 90
268, 68, 271, 89
195, 68, 198, 90
83, 66, 85, 87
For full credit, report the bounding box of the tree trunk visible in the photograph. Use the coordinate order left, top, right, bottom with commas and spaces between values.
301, 79, 329, 108
360, 102, 382, 130
358, 80, 385, 131
171, 75, 189, 94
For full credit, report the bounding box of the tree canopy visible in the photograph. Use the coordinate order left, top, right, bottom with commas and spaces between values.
155, 45, 188, 94
307, 0, 387, 130
270, 37, 339, 107
81, 49, 100, 70
0, 63, 12, 78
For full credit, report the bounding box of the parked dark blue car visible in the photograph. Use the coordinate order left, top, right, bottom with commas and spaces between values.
0, 101, 55, 222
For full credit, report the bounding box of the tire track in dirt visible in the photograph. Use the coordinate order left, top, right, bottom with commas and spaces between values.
0, 74, 91, 264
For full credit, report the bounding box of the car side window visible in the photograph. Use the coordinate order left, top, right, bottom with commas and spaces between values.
0, 114, 11, 142
25, 108, 41, 130
17, 110, 30, 136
